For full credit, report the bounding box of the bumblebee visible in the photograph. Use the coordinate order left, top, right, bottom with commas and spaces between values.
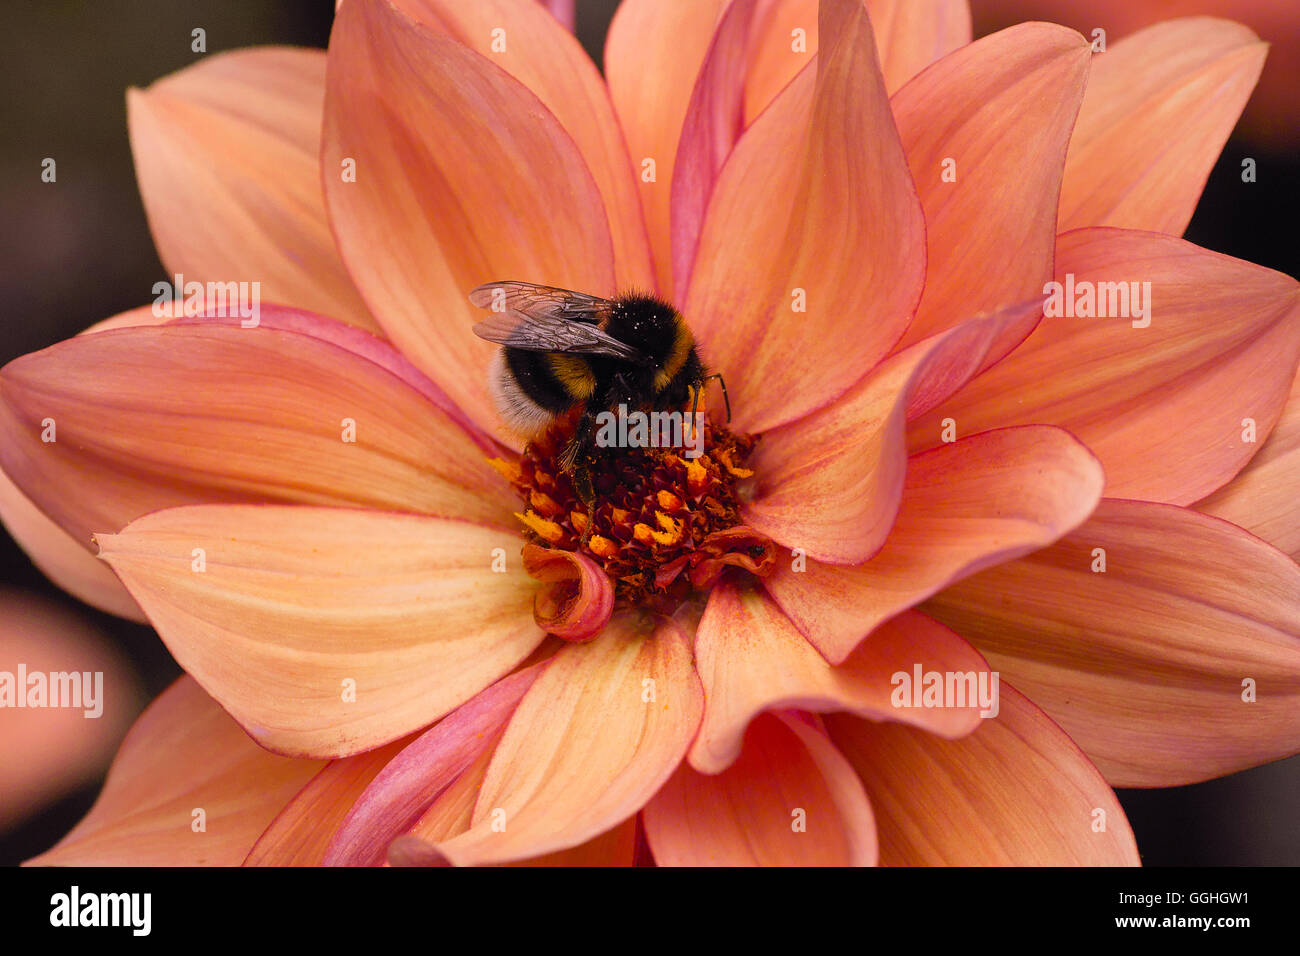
468, 280, 728, 503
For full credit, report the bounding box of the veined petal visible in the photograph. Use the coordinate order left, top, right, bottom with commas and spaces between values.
323, 0, 616, 443
1060, 18, 1266, 235
827, 683, 1139, 865
0, 311, 513, 549
244, 737, 411, 866
96, 505, 545, 758
389, 0, 652, 290
767, 426, 1104, 663
685, 0, 925, 433
926, 500, 1300, 788
891, 23, 1089, 350
1196, 372, 1300, 559
744, 0, 971, 122
323, 666, 540, 866
429, 614, 703, 865
605, 0, 729, 297
912, 228, 1300, 503
26, 678, 323, 866
128, 48, 379, 332
692, 583, 988, 773
742, 301, 1042, 563
644, 712, 876, 866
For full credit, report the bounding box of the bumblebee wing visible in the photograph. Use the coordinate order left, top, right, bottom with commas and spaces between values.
469, 281, 611, 324
469, 281, 649, 364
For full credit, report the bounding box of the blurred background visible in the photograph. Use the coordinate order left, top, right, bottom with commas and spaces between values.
1, 0, 1296, 866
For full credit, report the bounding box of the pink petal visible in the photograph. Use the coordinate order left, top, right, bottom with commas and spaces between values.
891, 23, 1090, 350
911, 228, 1300, 503
323, 0, 617, 443
26, 678, 322, 866
1196, 371, 1300, 559
1059, 18, 1266, 235
644, 712, 876, 866
128, 48, 380, 332
828, 682, 1139, 865
742, 300, 1042, 563
926, 499, 1300, 787
684, 0, 925, 433
0, 310, 512, 550
323, 666, 541, 866
428, 613, 703, 865
766, 425, 1103, 663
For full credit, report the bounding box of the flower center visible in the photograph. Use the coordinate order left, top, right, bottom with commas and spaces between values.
494, 408, 776, 628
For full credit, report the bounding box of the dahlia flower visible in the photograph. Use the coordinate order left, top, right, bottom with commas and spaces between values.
5, 0, 1298, 867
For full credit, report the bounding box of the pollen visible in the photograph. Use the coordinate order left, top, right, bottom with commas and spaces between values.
505, 408, 777, 610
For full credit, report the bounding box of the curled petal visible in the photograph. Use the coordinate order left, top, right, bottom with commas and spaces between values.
743, 301, 1042, 563
765, 426, 1104, 663
691, 582, 989, 774
522, 544, 614, 642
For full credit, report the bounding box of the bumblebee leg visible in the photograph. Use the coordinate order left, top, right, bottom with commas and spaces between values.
701, 373, 732, 422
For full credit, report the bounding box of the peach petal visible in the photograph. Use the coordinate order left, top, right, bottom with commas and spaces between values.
521, 544, 614, 642
127, 48, 379, 332
891, 23, 1090, 350
1059, 18, 1266, 235
926, 500, 1300, 787
827, 682, 1139, 865
429, 613, 703, 865
606, 0, 730, 296
684, 0, 925, 433
742, 300, 1042, 563
96, 505, 545, 759
0, 310, 514, 550
323, 0, 616, 443
1196, 372, 1300, 559
766, 425, 1104, 663
744, 0, 971, 122
691, 581, 989, 773
911, 228, 1300, 503
644, 712, 876, 866
389, 0, 651, 290
670, 0, 763, 297
26, 678, 323, 866
243, 736, 412, 866
323, 666, 540, 866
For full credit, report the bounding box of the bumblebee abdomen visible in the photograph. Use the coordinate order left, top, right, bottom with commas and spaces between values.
489, 347, 577, 436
